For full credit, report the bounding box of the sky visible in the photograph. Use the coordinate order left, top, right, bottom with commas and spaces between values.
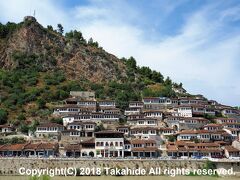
0, 0, 239, 106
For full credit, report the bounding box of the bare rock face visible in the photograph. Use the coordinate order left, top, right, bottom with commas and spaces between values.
0, 17, 127, 83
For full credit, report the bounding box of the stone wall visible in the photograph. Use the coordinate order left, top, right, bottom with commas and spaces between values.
0, 158, 239, 176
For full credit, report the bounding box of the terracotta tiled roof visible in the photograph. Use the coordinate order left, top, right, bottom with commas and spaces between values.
37, 143, 58, 150
0, 125, 12, 128
159, 128, 174, 131
55, 104, 82, 108
204, 124, 223, 127
64, 144, 81, 151
199, 148, 222, 153
24, 143, 40, 150
81, 138, 95, 144
0, 142, 57, 151
131, 139, 156, 144
225, 146, 240, 152
117, 125, 130, 128
130, 126, 158, 131
131, 147, 158, 152
68, 121, 96, 125
166, 145, 178, 152
177, 130, 200, 135
38, 123, 63, 128
6, 143, 27, 151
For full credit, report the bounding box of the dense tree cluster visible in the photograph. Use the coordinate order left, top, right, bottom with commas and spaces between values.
0, 109, 8, 125
0, 21, 182, 133
0, 137, 26, 145
65, 30, 86, 44
0, 22, 21, 38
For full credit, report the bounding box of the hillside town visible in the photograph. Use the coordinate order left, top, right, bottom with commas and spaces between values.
0, 88, 240, 160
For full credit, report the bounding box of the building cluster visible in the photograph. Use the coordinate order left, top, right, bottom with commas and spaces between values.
1, 90, 240, 159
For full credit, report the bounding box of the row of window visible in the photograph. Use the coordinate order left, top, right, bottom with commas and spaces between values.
137, 120, 156, 125
37, 127, 62, 131
130, 130, 156, 134
69, 125, 94, 130
96, 142, 123, 147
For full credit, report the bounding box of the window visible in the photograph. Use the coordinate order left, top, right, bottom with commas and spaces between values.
151, 130, 156, 134
143, 130, 148, 134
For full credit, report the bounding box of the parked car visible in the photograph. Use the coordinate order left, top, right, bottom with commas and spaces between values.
180, 156, 189, 159
229, 156, 240, 160
192, 156, 202, 159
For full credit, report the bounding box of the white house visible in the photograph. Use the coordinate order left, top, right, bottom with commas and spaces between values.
35, 123, 64, 139
143, 110, 163, 120
124, 108, 142, 116
98, 100, 116, 108
127, 118, 158, 126
95, 131, 124, 157
62, 114, 91, 126
130, 127, 158, 139
0, 125, 13, 133
129, 101, 144, 108
174, 106, 192, 117
67, 121, 96, 137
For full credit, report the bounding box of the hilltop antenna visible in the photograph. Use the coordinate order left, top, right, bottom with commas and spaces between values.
33, 10, 36, 17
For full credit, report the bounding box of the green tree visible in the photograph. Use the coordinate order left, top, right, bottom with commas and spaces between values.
19, 124, 29, 134
167, 135, 176, 142
95, 124, 105, 132
164, 76, 172, 86
204, 160, 216, 170
47, 25, 53, 31
50, 118, 63, 125
88, 37, 99, 47
126, 56, 137, 70
151, 70, 164, 83
29, 120, 40, 132
17, 113, 26, 121
65, 30, 86, 44
57, 24, 63, 34
37, 98, 46, 109
0, 109, 8, 125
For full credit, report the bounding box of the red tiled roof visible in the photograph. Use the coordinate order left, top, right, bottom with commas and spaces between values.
131, 147, 158, 152
64, 144, 81, 151
7, 143, 27, 151
38, 123, 63, 128
131, 139, 156, 144
225, 146, 240, 152
37, 143, 58, 150
81, 138, 95, 144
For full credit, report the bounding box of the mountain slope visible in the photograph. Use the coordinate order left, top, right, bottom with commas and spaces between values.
0, 16, 127, 83
0, 16, 180, 125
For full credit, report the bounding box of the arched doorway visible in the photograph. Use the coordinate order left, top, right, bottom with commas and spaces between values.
89, 151, 94, 157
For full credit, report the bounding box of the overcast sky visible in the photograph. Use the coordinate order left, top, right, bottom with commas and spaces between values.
0, 0, 239, 106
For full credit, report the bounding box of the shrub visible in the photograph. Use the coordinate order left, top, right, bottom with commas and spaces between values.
0, 109, 8, 125
17, 114, 26, 121
37, 98, 46, 109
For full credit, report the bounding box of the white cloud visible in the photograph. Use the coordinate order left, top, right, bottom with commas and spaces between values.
76, 2, 240, 106
0, 0, 239, 106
